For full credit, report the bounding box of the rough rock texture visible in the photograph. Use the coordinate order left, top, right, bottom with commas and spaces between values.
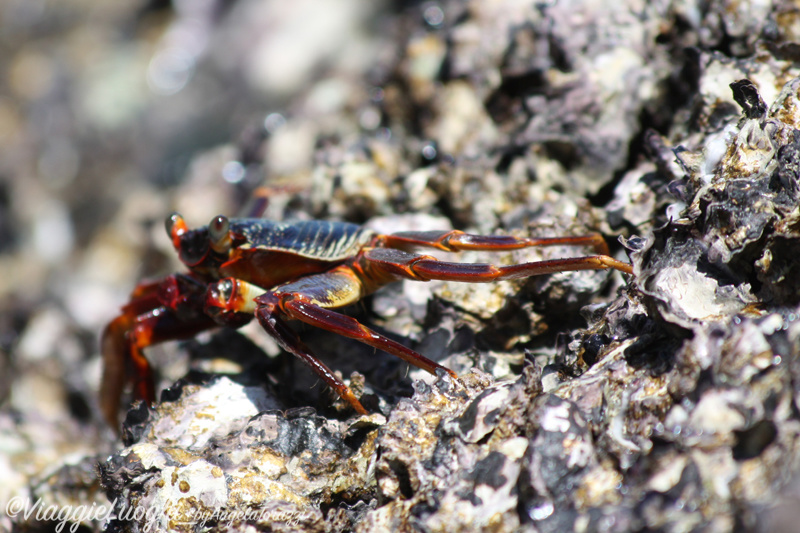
4, 1, 800, 532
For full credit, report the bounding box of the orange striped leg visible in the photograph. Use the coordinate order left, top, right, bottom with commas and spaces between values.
378, 230, 631, 275
362, 247, 632, 282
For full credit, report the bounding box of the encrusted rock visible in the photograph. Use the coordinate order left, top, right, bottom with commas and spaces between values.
7, 1, 800, 532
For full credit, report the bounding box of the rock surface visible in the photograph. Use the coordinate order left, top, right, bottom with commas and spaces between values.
3, 1, 800, 532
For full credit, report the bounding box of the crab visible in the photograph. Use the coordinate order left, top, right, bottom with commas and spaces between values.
100, 214, 633, 427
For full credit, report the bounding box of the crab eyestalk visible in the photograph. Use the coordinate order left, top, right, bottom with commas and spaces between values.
208, 215, 232, 254
166, 212, 189, 250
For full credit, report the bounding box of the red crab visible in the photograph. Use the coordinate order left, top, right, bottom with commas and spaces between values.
101, 214, 632, 427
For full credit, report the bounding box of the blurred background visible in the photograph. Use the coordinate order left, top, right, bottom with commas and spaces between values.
0, 0, 403, 506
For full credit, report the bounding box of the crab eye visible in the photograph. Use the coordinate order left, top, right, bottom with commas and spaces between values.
208, 215, 232, 254
217, 279, 234, 302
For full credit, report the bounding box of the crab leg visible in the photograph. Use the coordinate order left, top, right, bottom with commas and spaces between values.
381, 230, 621, 258
218, 266, 454, 414
361, 246, 632, 283
100, 274, 217, 429
254, 302, 369, 415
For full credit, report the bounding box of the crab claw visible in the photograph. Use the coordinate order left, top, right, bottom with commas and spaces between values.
205, 278, 262, 327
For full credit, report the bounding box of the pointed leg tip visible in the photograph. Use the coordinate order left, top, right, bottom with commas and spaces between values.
339, 386, 369, 415
346, 396, 369, 416
612, 261, 634, 275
